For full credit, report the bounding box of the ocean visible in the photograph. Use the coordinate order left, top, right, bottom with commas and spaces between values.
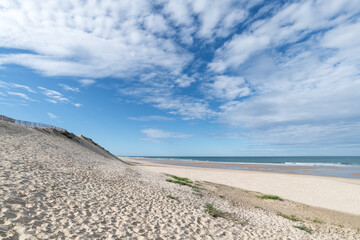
135, 156, 360, 178
139, 156, 360, 166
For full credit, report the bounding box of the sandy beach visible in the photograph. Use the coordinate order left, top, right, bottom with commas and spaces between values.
124, 157, 360, 215
1, 121, 360, 239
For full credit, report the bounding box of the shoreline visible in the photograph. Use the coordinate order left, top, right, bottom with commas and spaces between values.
122, 156, 360, 215
2, 121, 360, 239
122, 156, 360, 179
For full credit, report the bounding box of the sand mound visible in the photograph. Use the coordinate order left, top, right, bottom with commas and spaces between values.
0, 121, 358, 239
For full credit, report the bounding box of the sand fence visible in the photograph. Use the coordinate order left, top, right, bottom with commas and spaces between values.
0, 114, 65, 131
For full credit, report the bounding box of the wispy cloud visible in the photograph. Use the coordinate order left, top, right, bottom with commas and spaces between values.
78, 79, 96, 87
7, 91, 36, 101
209, 0, 360, 150
0, 81, 36, 93
0, 0, 195, 78
0, 0, 258, 120
11, 83, 36, 93
129, 116, 174, 121
37, 86, 83, 107
204, 75, 251, 100
119, 81, 214, 120
38, 87, 69, 104
209, 0, 357, 72
48, 112, 58, 119
73, 103, 82, 108
58, 84, 79, 92
174, 75, 195, 88
141, 128, 192, 143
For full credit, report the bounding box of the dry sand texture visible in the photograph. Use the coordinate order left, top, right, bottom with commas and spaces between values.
1, 121, 359, 239
125, 157, 360, 215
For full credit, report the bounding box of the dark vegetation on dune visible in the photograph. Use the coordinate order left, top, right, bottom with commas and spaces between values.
60, 130, 76, 139
80, 134, 113, 155
50, 128, 118, 161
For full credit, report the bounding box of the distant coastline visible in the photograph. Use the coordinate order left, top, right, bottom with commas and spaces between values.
123, 156, 360, 179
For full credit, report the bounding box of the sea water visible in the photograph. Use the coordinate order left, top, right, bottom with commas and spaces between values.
135, 156, 360, 178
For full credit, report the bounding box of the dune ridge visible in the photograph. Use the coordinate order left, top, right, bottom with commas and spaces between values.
1, 121, 359, 239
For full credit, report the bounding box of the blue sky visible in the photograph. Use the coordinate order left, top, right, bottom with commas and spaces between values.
1, 0, 360, 156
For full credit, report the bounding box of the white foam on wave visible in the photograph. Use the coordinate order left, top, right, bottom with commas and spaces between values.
135, 157, 360, 167
169, 159, 356, 167
282, 162, 354, 167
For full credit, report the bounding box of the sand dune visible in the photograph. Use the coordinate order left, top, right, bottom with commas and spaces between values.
1, 121, 359, 239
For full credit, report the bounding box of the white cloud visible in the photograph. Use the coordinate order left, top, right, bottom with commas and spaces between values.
7, 91, 36, 101
163, 1, 193, 27
38, 86, 69, 103
129, 116, 174, 121
58, 84, 80, 92
11, 83, 36, 93
73, 103, 82, 108
205, 75, 251, 100
141, 128, 192, 143
174, 75, 195, 88
146, 95, 213, 120
0, 0, 192, 78
48, 112, 58, 119
119, 81, 214, 120
219, 51, 360, 127
78, 79, 96, 87
209, 34, 270, 73
0, 0, 261, 80
192, 0, 249, 39
209, 0, 360, 73
0, 80, 36, 93
205, 0, 360, 150
144, 14, 171, 35
0, 0, 260, 121
0, 81, 8, 89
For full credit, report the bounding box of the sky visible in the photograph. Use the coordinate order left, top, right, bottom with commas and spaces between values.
0, 0, 360, 156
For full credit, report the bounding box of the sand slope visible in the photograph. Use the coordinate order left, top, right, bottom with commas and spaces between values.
1, 121, 359, 239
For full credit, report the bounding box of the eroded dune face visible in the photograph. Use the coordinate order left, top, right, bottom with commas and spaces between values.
0, 121, 358, 239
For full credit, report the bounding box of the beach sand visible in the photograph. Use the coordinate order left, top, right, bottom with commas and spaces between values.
1, 121, 359, 239
124, 157, 360, 215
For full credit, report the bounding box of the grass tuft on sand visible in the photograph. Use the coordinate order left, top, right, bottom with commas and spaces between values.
171, 176, 192, 183
294, 225, 312, 234
277, 212, 300, 222
204, 203, 222, 218
166, 194, 175, 199
166, 179, 194, 187
260, 194, 283, 201
313, 218, 323, 223
165, 175, 206, 199
166, 175, 197, 188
